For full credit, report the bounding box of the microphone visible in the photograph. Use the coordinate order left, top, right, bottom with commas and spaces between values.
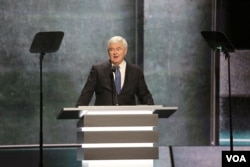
111, 66, 116, 73
111, 66, 119, 105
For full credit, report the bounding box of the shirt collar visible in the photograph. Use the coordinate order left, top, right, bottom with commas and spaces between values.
112, 60, 126, 68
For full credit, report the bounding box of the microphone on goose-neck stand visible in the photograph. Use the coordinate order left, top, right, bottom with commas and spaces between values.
111, 66, 119, 105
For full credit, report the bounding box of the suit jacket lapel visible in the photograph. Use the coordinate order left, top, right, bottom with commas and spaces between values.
103, 60, 115, 92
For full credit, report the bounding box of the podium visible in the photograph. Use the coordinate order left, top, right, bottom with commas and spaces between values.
57, 105, 177, 166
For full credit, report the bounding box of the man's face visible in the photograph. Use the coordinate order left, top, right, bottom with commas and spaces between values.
108, 41, 127, 65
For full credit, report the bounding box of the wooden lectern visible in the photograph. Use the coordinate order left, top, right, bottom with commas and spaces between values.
57, 105, 177, 162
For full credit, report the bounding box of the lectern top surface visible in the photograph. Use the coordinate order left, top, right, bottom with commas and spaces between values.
57, 105, 177, 119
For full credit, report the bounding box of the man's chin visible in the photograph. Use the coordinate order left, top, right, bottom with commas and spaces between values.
111, 60, 120, 65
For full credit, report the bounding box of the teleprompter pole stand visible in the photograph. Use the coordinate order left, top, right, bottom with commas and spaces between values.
201, 31, 235, 151
30, 31, 64, 167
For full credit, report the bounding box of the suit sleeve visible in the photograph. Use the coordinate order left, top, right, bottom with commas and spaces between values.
75, 66, 97, 106
136, 70, 154, 105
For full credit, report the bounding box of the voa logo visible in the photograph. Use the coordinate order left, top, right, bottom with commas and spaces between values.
226, 155, 247, 163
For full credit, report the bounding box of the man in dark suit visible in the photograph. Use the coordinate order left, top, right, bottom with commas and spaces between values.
76, 36, 154, 106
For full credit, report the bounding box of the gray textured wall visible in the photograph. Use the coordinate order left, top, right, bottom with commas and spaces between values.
0, 0, 136, 144
144, 0, 212, 145
219, 51, 250, 145
0, 0, 212, 146
216, 0, 250, 146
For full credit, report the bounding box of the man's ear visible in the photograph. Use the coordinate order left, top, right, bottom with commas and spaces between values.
125, 48, 128, 55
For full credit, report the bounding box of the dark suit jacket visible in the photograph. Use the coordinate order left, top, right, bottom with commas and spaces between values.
76, 60, 154, 106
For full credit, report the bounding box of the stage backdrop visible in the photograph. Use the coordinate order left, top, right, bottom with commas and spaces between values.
0, 0, 212, 146
216, 0, 250, 146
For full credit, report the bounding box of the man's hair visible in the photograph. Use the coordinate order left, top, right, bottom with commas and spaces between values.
107, 36, 128, 49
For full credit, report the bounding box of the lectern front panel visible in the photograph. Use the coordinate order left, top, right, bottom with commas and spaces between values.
77, 114, 158, 127
77, 131, 158, 143
77, 147, 159, 160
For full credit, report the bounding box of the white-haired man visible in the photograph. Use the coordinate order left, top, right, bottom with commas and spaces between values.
76, 36, 154, 106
